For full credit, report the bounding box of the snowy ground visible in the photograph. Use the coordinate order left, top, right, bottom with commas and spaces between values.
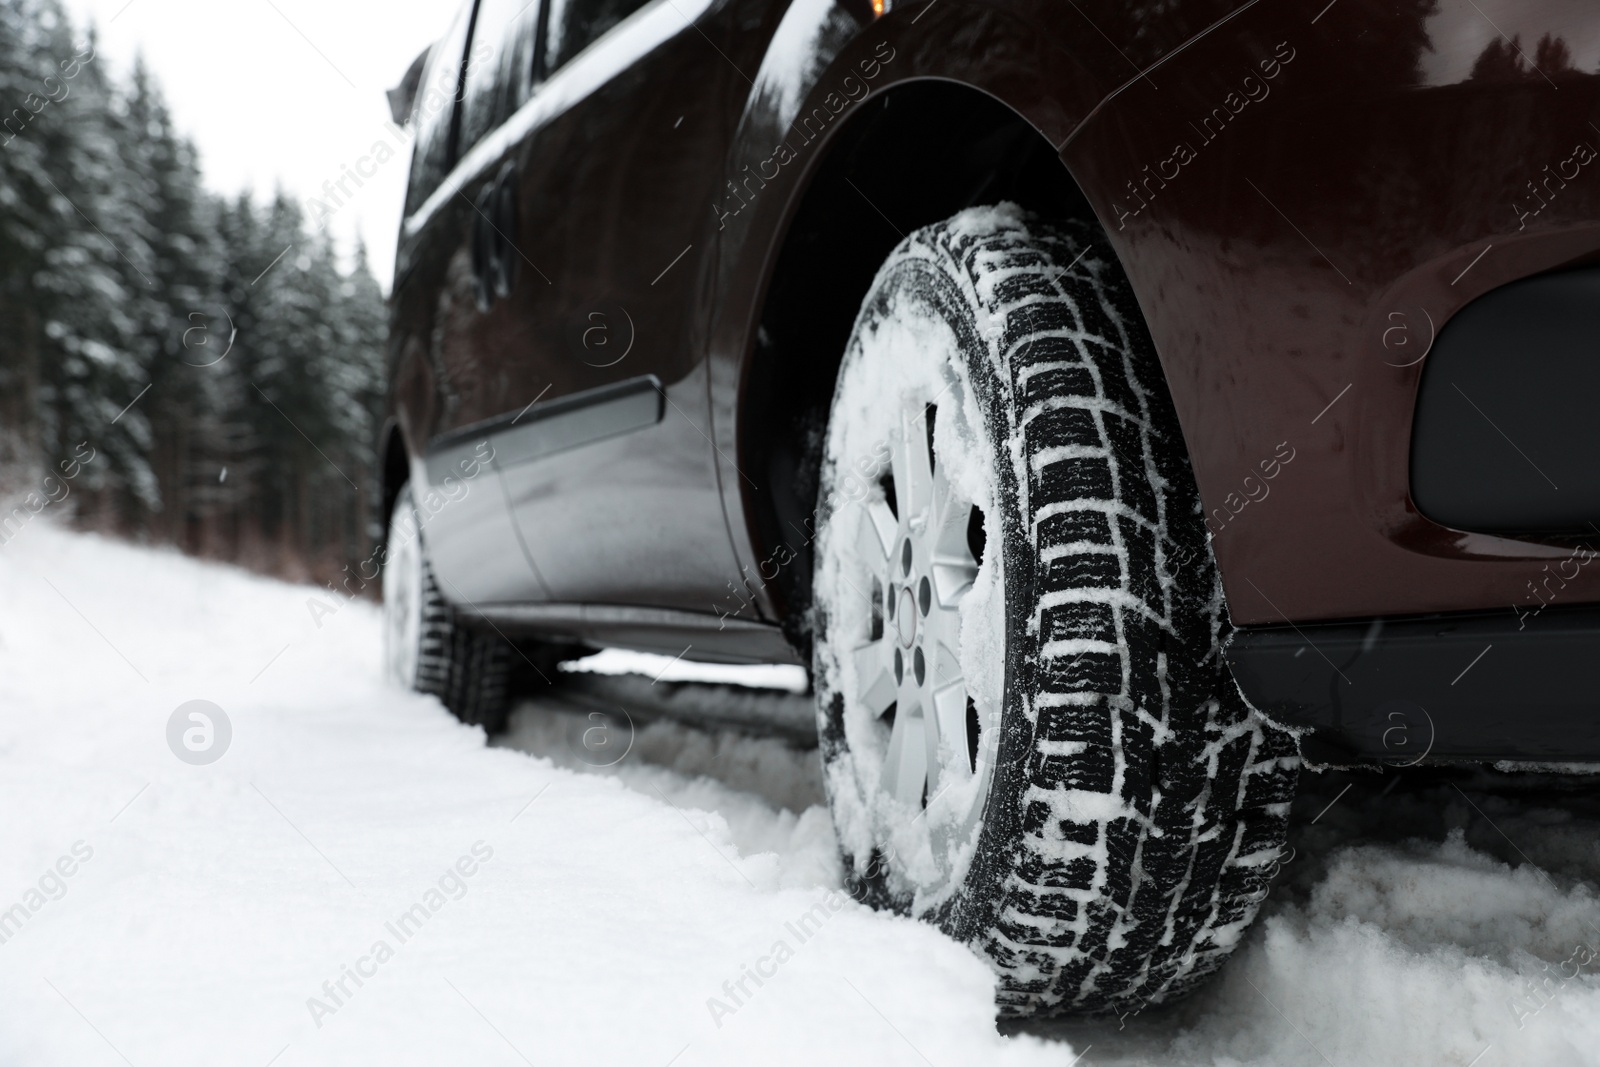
2, 524, 1599, 1066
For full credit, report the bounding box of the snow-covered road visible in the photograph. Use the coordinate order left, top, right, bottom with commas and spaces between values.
2, 525, 1598, 1066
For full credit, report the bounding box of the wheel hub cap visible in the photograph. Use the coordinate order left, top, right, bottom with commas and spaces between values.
895, 585, 917, 647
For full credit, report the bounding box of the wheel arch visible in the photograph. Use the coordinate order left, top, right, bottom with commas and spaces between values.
736, 77, 1106, 644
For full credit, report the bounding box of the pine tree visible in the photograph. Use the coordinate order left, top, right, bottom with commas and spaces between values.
31, 19, 156, 529
333, 240, 389, 553
1533, 34, 1573, 77
1469, 37, 1528, 82
0, 0, 89, 490
0, 1, 392, 583
120, 55, 228, 548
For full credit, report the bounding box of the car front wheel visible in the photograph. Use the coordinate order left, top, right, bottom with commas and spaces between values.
810, 206, 1299, 1017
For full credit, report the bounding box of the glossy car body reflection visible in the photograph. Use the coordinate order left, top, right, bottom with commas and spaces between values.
386, 0, 1600, 760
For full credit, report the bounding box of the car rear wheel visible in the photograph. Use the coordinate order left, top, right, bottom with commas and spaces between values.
382, 484, 512, 731
810, 206, 1300, 1017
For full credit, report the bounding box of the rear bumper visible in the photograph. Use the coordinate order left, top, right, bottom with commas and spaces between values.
1227, 605, 1600, 764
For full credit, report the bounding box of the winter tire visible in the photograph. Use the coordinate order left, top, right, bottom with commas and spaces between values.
383, 484, 513, 731
811, 205, 1300, 1018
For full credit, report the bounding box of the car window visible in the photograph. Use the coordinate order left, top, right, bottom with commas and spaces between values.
459, 0, 544, 154
404, 0, 476, 217
543, 0, 653, 74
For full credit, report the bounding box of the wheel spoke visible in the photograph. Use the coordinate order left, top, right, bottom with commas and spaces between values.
855, 501, 895, 569
853, 642, 897, 716
882, 704, 929, 807
931, 460, 954, 524
929, 679, 970, 790
930, 561, 978, 604
929, 635, 962, 692
892, 405, 935, 519
922, 688, 947, 794
929, 469, 978, 604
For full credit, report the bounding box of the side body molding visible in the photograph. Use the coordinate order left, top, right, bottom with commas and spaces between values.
426, 375, 664, 484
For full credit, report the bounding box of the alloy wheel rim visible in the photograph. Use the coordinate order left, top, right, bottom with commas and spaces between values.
845, 399, 991, 881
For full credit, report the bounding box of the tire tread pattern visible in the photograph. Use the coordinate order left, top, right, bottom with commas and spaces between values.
413, 551, 512, 731
857, 209, 1299, 1017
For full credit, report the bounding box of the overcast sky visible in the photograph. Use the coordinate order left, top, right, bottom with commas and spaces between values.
61, 0, 464, 289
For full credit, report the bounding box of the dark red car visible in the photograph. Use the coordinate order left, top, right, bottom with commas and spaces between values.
379, 0, 1600, 1018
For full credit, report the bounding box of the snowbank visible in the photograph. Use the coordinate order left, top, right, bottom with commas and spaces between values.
2, 523, 1597, 1065
0, 524, 1056, 1066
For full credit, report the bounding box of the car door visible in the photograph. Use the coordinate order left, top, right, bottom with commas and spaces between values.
389, 0, 547, 607
486, 0, 752, 611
